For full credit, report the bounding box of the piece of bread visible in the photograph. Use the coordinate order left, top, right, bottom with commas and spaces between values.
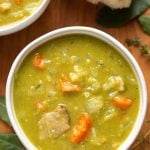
87, 0, 132, 9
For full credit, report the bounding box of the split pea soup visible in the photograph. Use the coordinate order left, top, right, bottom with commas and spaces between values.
0, 0, 42, 26
13, 34, 139, 150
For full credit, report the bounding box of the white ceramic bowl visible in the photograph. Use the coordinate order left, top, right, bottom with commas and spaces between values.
6, 26, 147, 150
0, 0, 50, 36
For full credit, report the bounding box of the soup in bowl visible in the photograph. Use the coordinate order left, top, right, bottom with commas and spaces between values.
0, 0, 50, 36
6, 26, 147, 150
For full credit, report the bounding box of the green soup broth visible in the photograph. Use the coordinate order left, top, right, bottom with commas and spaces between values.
13, 35, 139, 150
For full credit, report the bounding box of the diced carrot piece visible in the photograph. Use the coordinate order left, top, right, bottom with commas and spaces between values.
60, 74, 81, 93
15, 0, 22, 5
33, 53, 44, 69
113, 96, 132, 110
71, 114, 92, 144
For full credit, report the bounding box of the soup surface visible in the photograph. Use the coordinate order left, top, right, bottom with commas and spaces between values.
0, 0, 42, 26
13, 35, 139, 150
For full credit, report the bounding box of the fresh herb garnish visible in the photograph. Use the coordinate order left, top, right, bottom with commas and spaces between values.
139, 45, 150, 56
0, 133, 25, 150
125, 37, 150, 61
0, 97, 25, 149
139, 15, 150, 35
125, 38, 141, 47
96, 0, 150, 27
0, 96, 11, 126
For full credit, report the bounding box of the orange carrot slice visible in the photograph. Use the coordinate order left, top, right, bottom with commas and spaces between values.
71, 114, 92, 144
15, 0, 22, 5
60, 74, 81, 93
113, 96, 132, 110
33, 53, 44, 69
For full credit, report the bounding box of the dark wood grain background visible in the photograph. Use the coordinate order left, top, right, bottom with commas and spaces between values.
0, 0, 150, 149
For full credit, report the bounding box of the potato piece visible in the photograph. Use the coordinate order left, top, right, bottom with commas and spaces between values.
86, 96, 103, 113
70, 56, 80, 63
69, 72, 81, 82
86, 77, 101, 93
0, 2, 11, 13
103, 76, 124, 92
103, 106, 117, 121
73, 65, 86, 76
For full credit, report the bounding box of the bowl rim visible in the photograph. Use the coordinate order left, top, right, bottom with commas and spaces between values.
0, 0, 50, 36
6, 26, 147, 150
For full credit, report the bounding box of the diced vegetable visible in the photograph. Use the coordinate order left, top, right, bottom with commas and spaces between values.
33, 100, 48, 113
69, 65, 87, 83
38, 104, 70, 139
103, 106, 117, 121
103, 76, 124, 92
0, 2, 11, 13
71, 114, 92, 144
60, 74, 81, 93
108, 91, 118, 99
70, 56, 80, 63
83, 92, 90, 98
89, 128, 107, 146
85, 96, 103, 113
33, 53, 44, 69
113, 96, 132, 110
15, 0, 22, 5
69, 72, 81, 82
73, 65, 86, 76
87, 77, 101, 92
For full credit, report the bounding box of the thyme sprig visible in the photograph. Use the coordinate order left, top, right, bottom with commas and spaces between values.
131, 120, 150, 149
125, 38, 141, 47
125, 37, 150, 61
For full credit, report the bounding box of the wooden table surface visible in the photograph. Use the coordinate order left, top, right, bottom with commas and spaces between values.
0, 0, 150, 149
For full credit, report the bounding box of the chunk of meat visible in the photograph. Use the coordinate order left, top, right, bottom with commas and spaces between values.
0, 2, 11, 13
87, 0, 132, 9
59, 74, 81, 93
71, 114, 92, 144
38, 104, 70, 139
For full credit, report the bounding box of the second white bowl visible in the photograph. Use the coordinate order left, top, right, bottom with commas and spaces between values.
0, 0, 50, 36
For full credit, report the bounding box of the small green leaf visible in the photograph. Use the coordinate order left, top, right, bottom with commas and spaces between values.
0, 96, 11, 126
0, 133, 25, 150
96, 0, 150, 27
139, 15, 150, 35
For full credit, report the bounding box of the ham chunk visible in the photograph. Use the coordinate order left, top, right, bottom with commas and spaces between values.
38, 104, 70, 139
